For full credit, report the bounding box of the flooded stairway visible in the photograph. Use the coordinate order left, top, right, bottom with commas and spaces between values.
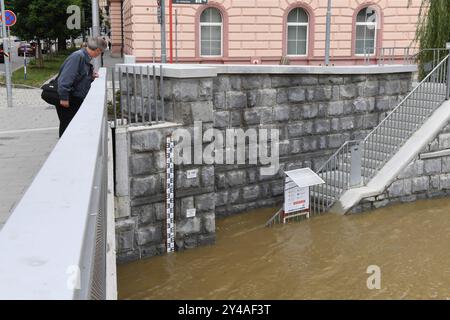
311, 54, 450, 215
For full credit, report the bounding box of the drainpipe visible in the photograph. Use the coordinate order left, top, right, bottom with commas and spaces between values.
324, 0, 332, 66
121, 0, 124, 58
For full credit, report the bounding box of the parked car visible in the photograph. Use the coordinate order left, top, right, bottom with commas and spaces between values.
18, 43, 35, 57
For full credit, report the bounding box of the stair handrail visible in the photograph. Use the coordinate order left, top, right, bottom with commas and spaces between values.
363, 54, 449, 144
361, 54, 449, 183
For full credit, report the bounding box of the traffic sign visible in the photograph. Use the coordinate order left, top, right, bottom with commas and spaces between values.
172, 0, 207, 4
0, 9, 16, 27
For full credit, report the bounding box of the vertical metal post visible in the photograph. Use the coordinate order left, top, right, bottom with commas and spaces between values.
112, 68, 117, 128
446, 44, 450, 99
1, 0, 13, 108
324, 0, 332, 66
153, 65, 157, 122
160, 0, 167, 63
350, 143, 362, 187
175, 9, 178, 63
160, 64, 165, 121
91, 0, 101, 70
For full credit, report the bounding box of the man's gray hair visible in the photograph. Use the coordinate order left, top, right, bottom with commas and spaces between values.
87, 37, 107, 52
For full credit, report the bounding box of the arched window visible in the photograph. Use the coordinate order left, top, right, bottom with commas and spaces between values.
355, 7, 377, 55
200, 7, 222, 57
287, 8, 309, 56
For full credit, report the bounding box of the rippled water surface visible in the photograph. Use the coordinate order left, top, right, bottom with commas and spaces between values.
118, 198, 450, 299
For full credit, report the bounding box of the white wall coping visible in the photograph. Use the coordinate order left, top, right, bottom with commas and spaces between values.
0, 68, 109, 299
116, 63, 418, 78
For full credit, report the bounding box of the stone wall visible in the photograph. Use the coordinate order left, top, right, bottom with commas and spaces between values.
351, 122, 450, 213
115, 67, 414, 262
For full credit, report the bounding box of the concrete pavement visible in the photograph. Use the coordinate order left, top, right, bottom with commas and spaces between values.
0, 87, 59, 230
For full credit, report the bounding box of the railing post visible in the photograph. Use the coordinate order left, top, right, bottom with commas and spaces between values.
447, 43, 450, 99
350, 143, 362, 187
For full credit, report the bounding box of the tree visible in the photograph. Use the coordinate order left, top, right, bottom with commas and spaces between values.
11, 0, 83, 66
415, 0, 450, 49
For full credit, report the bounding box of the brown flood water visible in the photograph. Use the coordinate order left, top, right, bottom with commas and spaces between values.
118, 198, 450, 300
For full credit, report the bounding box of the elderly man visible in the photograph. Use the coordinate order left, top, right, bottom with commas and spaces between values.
56, 37, 107, 137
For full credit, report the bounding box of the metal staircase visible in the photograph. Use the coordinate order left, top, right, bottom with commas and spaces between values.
311, 54, 450, 215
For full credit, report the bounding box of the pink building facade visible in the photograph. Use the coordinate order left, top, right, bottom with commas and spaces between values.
108, 0, 423, 65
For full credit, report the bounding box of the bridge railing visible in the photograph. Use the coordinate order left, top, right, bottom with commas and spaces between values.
0, 68, 116, 300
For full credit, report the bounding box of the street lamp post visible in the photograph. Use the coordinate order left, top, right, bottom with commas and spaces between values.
91, 0, 101, 70
1, 0, 13, 108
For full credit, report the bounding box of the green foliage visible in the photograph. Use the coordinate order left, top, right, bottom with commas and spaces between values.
416, 0, 450, 49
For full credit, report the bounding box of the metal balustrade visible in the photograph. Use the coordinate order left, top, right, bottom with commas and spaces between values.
0, 68, 116, 300
312, 54, 450, 215
110, 64, 167, 127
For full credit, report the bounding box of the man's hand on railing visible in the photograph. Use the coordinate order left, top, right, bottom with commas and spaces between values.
92, 72, 99, 80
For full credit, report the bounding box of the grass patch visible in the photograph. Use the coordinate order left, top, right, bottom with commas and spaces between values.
1, 49, 78, 88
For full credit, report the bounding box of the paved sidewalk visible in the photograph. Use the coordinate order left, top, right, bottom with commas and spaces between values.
0, 87, 59, 230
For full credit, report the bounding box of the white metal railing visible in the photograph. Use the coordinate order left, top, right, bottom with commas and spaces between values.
0, 68, 116, 299
312, 54, 450, 215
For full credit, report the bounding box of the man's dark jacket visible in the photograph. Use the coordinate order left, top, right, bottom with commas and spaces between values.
57, 48, 93, 101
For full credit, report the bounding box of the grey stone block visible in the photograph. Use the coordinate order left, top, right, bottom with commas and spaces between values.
288, 123, 303, 138
136, 225, 162, 246
291, 139, 302, 154
314, 119, 331, 134
374, 96, 392, 112
241, 75, 271, 90
130, 153, 153, 176
242, 185, 260, 201
319, 76, 344, 85
340, 84, 357, 99
191, 101, 214, 122
247, 169, 258, 184
314, 86, 332, 101
230, 189, 240, 203
424, 158, 442, 175
176, 217, 201, 237
203, 213, 216, 233
398, 160, 424, 179
288, 87, 306, 102
173, 79, 199, 101
439, 133, 450, 150
412, 176, 429, 193
388, 180, 409, 197
226, 91, 247, 109
214, 92, 226, 109
340, 116, 355, 131
248, 89, 277, 107
300, 76, 319, 85
199, 79, 213, 100
244, 107, 272, 125
430, 175, 440, 189
328, 133, 350, 148
353, 97, 375, 113
273, 105, 290, 122
302, 136, 318, 152
131, 175, 160, 198
440, 174, 450, 189
154, 202, 165, 221
215, 191, 228, 207
198, 234, 216, 246
202, 166, 215, 187
301, 104, 319, 119
195, 193, 216, 212
373, 199, 389, 209
131, 130, 162, 152
327, 101, 344, 116
132, 204, 153, 224
442, 156, 450, 173
214, 111, 229, 128
227, 170, 246, 187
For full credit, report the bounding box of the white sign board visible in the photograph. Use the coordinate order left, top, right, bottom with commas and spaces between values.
284, 179, 309, 213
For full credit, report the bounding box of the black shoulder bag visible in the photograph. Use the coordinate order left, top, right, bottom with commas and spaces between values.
40, 76, 61, 106
40, 55, 85, 106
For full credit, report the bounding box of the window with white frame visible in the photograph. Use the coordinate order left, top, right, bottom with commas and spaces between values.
355, 7, 377, 55
200, 8, 222, 57
287, 8, 309, 56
